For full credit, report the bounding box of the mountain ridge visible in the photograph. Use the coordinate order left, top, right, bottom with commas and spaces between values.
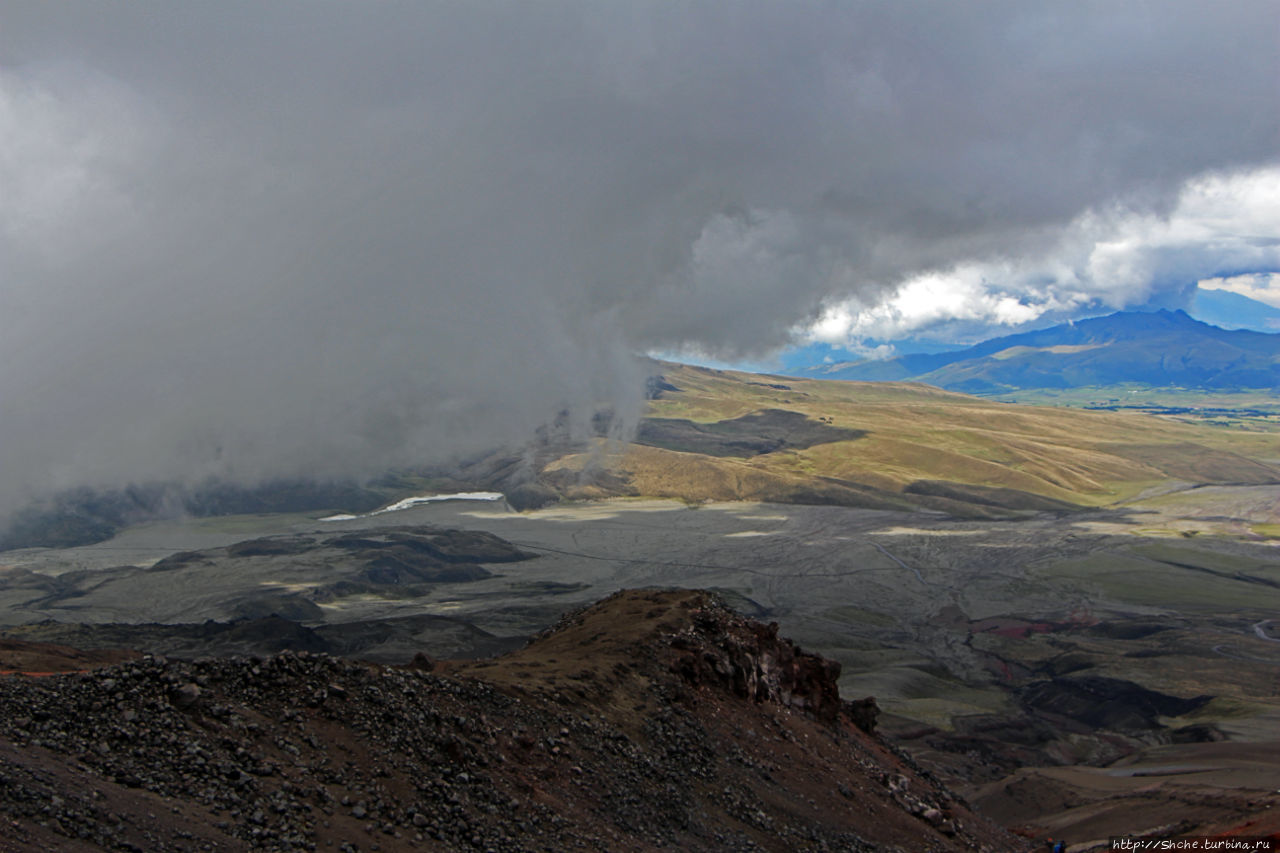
792, 310, 1280, 392
1189, 288, 1280, 332
0, 588, 1018, 851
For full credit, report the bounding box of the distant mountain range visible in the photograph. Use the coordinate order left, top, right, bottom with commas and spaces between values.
1188, 288, 1280, 332
788, 309, 1280, 393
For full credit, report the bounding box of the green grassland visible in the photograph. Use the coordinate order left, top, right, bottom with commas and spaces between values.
983, 386, 1280, 432
1028, 545, 1280, 611
983, 385, 1280, 410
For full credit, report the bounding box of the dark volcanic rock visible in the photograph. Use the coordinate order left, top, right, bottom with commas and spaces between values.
2, 610, 523, 665
1086, 619, 1176, 640
327, 527, 532, 564
669, 611, 845, 723
0, 590, 1018, 852
226, 538, 316, 558
213, 616, 332, 655
229, 594, 326, 622
6, 524, 537, 630
846, 696, 881, 733
912, 674, 1216, 779
1018, 675, 1210, 733
1169, 723, 1226, 743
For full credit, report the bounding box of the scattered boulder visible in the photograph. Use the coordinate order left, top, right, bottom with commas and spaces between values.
845, 696, 880, 733
170, 682, 201, 709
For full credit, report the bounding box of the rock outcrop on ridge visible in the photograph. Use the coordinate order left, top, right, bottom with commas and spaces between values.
0, 589, 1018, 852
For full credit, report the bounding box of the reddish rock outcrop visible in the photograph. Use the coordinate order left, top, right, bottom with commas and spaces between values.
669, 604, 844, 723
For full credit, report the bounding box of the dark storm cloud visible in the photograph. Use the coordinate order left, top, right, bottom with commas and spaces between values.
1, 1, 1276, 508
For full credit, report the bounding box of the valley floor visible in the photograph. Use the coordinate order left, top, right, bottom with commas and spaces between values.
2, 486, 1279, 847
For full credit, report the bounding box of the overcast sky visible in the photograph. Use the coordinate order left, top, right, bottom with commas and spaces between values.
808, 166, 1280, 348
2, 2, 1277, 510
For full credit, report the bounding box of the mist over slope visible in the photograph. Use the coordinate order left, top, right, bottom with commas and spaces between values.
6, 358, 1277, 550
3, 3, 1278, 519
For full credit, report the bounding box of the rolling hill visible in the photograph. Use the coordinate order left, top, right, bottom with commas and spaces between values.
7, 356, 1279, 551
457, 361, 1280, 518
791, 310, 1280, 393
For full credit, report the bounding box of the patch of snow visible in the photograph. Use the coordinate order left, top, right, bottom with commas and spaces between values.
370, 492, 505, 515
319, 492, 505, 522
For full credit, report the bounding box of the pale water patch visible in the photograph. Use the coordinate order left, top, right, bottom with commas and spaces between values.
522, 498, 693, 524
255, 580, 317, 593
869, 527, 983, 537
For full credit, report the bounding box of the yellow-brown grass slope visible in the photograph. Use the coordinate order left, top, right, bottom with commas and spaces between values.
545, 363, 1280, 513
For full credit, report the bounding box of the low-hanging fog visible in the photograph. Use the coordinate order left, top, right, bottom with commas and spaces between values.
2, 2, 1276, 514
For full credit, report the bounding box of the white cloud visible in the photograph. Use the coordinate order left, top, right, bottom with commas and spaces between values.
1198, 273, 1280, 309
809, 267, 1040, 344
805, 166, 1280, 345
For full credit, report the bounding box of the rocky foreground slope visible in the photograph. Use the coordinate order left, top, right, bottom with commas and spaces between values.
0, 589, 1018, 852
